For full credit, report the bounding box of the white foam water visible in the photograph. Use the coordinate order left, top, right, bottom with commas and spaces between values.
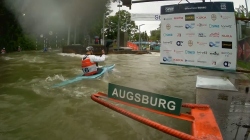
57, 53, 109, 59
45, 74, 67, 82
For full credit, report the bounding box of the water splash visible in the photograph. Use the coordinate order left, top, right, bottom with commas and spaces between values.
45, 74, 66, 82
57, 53, 109, 59
21, 56, 45, 63
57, 53, 84, 58
144, 52, 160, 56
1, 56, 14, 60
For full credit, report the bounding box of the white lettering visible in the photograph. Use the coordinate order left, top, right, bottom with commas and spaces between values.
150, 97, 158, 106
112, 88, 177, 112
135, 93, 141, 102
158, 99, 166, 109
127, 92, 133, 100
167, 101, 176, 110
142, 95, 149, 104
112, 88, 119, 97
119, 89, 125, 98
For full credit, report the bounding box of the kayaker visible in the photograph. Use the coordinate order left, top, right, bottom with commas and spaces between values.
43, 47, 48, 52
82, 46, 106, 76
1, 48, 6, 54
18, 46, 21, 52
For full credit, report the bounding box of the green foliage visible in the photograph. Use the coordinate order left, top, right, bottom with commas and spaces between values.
1, 0, 113, 51
237, 60, 250, 70
234, 8, 250, 39
0, 0, 37, 52
105, 10, 138, 40
87, 0, 113, 39
149, 24, 160, 41
130, 31, 148, 41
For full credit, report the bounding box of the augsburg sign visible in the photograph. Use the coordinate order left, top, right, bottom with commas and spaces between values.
108, 83, 183, 115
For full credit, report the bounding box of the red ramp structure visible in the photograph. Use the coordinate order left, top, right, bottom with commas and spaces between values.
127, 41, 139, 50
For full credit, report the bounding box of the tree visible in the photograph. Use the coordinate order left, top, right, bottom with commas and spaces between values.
141, 31, 149, 41
1, 0, 113, 51
130, 31, 148, 41
104, 10, 138, 40
0, 0, 36, 52
234, 5, 250, 38
149, 23, 160, 41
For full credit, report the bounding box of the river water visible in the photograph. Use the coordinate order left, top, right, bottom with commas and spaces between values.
0, 50, 213, 140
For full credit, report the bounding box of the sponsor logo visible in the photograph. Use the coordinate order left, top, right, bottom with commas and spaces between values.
173, 58, 183, 62
174, 50, 183, 53
196, 16, 206, 19
165, 7, 174, 12
197, 60, 207, 63
209, 24, 220, 28
197, 42, 207, 45
221, 25, 232, 28
174, 25, 183, 28
176, 41, 183, 46
221, 3, 226, 10
174, 17, 183, 19
212, 61, 216, 65
222, 41, 232, 49
166, 24, 171, 30
164, 18, 172, 20
188, 40, 193, 47
163, 33, 173, 37
221, 52, 232, 57
177, 33, 181, 37
186, 33, 195, 36
164, 49, 172, 52
224, 61, 231, 67
209, 41, 220, 47
222, 34, 232, 38
185, 50, 195, 54
197, 51, 207, 55
185, 59, 195, 62
210, 51, 219, 55
185, 23, 195, 29
163, 41, 173, 44
163, 56, 172, 62
198, 6, 206, 9
198, 33, 206, 37
185, 14, 195, 21
211, 14, 217, 21
185, 6, 206, 10
197, 23, 207, 27
221, 15, 231, 19
209, 32, 219, 37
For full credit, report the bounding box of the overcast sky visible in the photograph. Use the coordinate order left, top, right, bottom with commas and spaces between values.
110, 0, 249, 35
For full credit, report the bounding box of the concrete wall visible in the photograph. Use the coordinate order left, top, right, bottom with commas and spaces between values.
62, 44, 105, 55
196, 79, 250, 140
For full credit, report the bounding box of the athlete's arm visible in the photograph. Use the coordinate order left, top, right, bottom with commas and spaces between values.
89, 49, 106, 62
89, 54, 105, 62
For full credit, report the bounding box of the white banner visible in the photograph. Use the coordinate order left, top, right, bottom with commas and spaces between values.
160, 2, 237, 71
131, 13, 161, 21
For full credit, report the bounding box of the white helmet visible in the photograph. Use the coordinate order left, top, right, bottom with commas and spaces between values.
86, 46, 94, 51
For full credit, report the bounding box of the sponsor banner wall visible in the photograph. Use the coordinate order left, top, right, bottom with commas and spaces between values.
160, 2, 237, 71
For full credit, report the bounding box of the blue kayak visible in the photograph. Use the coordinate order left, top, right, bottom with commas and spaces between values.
52, 64, 115, 88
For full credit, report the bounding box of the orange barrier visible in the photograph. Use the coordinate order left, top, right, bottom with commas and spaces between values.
91, 92, 223, 140
127, 41, 139, 50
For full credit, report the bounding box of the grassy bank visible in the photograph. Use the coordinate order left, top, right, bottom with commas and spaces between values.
237, 60, 250, 79
237, 60, 250, 70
